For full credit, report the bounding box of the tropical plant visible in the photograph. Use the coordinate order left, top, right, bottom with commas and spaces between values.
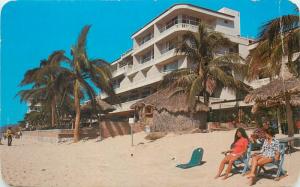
24, 109, 50, 130
246, 6, 300, 137
247, 12, 300, 80
161, 23, 250, 108
64, 25, 116, 142
18, 51, 70, 127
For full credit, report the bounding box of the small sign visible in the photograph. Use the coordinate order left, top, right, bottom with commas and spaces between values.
129, 118, 134, 124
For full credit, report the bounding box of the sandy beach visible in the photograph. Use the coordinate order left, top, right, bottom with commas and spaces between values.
1, 130, 300, 187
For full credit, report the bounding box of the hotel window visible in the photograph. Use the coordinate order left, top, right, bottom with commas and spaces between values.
161, 41, 176, 54
112, 79, 121, 89
142, 88, 151, 98
140, 49, 154, 64
224, 20, 229, 24
182, 15, 200, 25
140, 32, 153, 45
163, 61, 178, 72
129, 92, 139, 101
166, 16, 178, 29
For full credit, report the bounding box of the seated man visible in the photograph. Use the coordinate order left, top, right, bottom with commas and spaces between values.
250, 121, 270, 150
246, 129, 280, 185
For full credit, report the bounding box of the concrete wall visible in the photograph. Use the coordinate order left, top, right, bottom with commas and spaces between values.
22, 122, 144, 143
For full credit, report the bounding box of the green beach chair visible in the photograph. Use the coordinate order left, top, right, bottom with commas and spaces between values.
176, 147, 204, 169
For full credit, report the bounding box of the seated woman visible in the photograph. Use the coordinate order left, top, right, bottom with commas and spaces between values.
215, 128, 249, 180
246, 128, 280, 185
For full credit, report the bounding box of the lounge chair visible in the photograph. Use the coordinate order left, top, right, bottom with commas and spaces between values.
230, 143, 253, 174
176, 147, 204, 169
257, 143, 287, 181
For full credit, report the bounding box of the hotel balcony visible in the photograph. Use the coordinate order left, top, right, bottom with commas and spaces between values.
115, 74, 163, 95
157, 20, 213, 42
156, 48, 183, 64
127, 57, 155, 76
112, 65, 133, 77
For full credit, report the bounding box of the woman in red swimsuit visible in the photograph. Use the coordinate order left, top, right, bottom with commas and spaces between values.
215, 128, 249, 180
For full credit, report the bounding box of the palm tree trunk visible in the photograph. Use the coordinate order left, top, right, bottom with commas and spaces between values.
74, 80, 81, 142
285, 97, 294, 137
203, 76, 209, 129
276, 108, 282, 134
51, 98, 56, 128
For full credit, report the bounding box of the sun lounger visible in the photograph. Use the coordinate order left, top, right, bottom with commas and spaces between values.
176, 148, 204, 169
257, 143, 287, 181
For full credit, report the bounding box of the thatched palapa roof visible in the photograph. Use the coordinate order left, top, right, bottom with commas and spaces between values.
81, 98, 115, 113
251, 95, 300, 113
244, 78, 300, 103
130, 88, 209, 113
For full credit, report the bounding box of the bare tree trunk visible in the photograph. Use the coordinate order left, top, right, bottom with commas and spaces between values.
285, 98, 294, 137
74, 81, 81, 142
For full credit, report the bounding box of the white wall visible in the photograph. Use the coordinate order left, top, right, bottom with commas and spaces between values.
217, 7, 240, 36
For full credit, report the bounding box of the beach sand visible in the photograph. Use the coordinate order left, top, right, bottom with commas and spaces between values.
1, 130, 299, 187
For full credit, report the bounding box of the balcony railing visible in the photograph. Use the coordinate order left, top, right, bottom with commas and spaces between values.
111, 64, 133, 77
160, 46, 176, 55
159, 19, 200, 33
140, 56, 154, 64
139, 34, 154, 46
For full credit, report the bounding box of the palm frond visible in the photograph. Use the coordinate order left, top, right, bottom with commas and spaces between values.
259, 14, 299, 44
211, 53, 247, 76
160, 68, 194, 88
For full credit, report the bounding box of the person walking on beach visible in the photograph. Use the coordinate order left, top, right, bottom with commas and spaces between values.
215, 128, 249, 180
6, 127, 13, 146
246, 128, 280, 185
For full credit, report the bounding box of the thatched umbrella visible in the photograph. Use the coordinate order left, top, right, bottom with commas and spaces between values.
245, 78, 300, 137
131, 88, 209, 113
81, 98, 115, 113
249, 94, 300, 113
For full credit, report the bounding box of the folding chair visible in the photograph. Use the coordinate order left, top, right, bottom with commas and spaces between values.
257, 143, 287, 181
231, 143, 253, 174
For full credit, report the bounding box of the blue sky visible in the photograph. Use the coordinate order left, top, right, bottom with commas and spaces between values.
0, 0, 297, 126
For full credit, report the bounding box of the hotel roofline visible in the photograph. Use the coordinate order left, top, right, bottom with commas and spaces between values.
131, 3, 235, 38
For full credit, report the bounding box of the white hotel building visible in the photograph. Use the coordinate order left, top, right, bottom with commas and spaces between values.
101, 4, 269, 119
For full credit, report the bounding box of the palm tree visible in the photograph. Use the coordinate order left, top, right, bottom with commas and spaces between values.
247, 10, 300, 80
161, 23, 249, 109
66, 25, 116, 142
19, 51, 69, 127
246, 7, 300, 137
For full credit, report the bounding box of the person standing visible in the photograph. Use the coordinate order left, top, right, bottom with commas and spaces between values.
0, 131, 3, 145
6, 127, 13, 146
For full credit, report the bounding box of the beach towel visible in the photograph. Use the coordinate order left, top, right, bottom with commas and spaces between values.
176, 147, 204, 169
